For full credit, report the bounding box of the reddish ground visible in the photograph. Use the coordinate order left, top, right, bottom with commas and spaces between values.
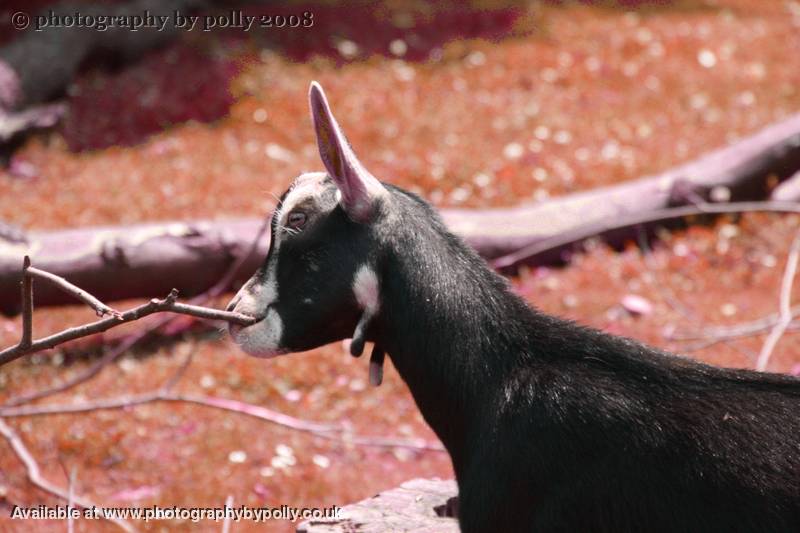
1, 0, 800, 531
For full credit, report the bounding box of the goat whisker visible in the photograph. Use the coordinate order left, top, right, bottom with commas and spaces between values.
276, 224, 302, 236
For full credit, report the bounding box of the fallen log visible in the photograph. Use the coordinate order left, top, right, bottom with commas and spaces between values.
2, 112, 800, 314
446, 111, 800, 260
0, 220, 262, 315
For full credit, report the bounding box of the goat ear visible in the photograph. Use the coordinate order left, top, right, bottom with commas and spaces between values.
309, 81, 386, 222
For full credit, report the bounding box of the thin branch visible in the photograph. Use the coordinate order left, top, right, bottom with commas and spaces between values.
5, 309, 203, 406
664, 303, 800, 354
0, 418, 134, 532
4, 328, 155, 406
635, 227, 758, 361
756, 231, 800, 371
492, 201, 800, 270
67, 466, 77, 533
0, 346, 342, 434
159, 344, 195, 393
27, 265, 120, 318
205, 215, 271, 299
3, 217, 271, 406
0, 392, 337, 432
168, 301, 255, 322
668, 321, 800, 354
20, 256, 32, 348
676, 333, 763, 361
666, 308, 800, 342
0, 286, 256, 367
0, 392, 445, 452
314, 430, 447, 452
174, 394, 340, 434
635, 225, 700, 323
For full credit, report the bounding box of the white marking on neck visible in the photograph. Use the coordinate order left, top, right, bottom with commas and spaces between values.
353, 265, 380, 314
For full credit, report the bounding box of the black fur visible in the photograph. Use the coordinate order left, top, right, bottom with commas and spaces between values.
241, 181, 800, 532
377, 186, 800, 532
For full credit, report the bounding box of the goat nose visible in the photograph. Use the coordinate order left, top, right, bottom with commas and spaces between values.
225, 296, 240, 312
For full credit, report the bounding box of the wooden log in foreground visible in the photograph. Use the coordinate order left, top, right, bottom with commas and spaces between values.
297, 478, 458, 533
2, 113, 800, 314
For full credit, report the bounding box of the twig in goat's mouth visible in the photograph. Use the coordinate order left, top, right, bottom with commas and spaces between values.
0, 257, 256, 367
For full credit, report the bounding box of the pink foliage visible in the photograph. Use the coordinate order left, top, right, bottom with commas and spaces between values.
62, 43, 237, 151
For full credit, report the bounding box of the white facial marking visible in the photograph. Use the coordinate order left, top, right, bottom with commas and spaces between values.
231, 307, 285, 358
228, 258, 283, 357
353, 265, 380, 314
275, 171, 328, 232
230, 266, 277, 316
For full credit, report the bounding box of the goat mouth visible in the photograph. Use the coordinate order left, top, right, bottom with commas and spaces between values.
228, 314, 265, 336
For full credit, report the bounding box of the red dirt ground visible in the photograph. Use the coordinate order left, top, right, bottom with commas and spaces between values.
1, 0, 800, 531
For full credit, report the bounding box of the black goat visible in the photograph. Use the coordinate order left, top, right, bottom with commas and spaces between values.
227, 82, 800, 533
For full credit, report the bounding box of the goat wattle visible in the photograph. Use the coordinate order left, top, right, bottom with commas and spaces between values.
369, 345, 385, 387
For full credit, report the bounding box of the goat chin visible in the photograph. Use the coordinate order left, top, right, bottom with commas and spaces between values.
228, 316, 286, 358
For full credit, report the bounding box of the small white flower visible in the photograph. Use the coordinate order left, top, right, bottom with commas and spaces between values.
252, 108, 268, 123
228, 450, 247, 464
389, 39, 407, 56
275, 444, 294, 458
312, 454, 331, 469
503, 143, 524, 160
336, 39, 359, 58
697, 49, 717, 68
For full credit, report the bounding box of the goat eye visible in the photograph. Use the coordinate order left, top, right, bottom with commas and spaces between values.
287, 211, 307, 229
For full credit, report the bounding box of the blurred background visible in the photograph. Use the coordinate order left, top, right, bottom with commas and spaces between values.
1, 0, 800, 531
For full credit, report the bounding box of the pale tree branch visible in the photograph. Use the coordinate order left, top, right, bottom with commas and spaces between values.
0, 334, 444, 452
203, 215, 272, 300
67, 466, 77, 533
26, 265, 121, 318
0, 213, 428, 533
666, 307, 800, 343
4, 111, 800, 308
664, 310, 800, 354
4, 326, 154, 407
756, 231, 800, 371
674, 327, 799, 355
0, 258, 256, 367
0, 391, 445, 452
0, 418, 135, 532
492, 201, 800, 270
159, 343, 195, 393
1, 336, 444, 451
3, 216, 271, 407
20, 256, 31, 348
636, 226, 758, 361
1, 334, 443, 533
